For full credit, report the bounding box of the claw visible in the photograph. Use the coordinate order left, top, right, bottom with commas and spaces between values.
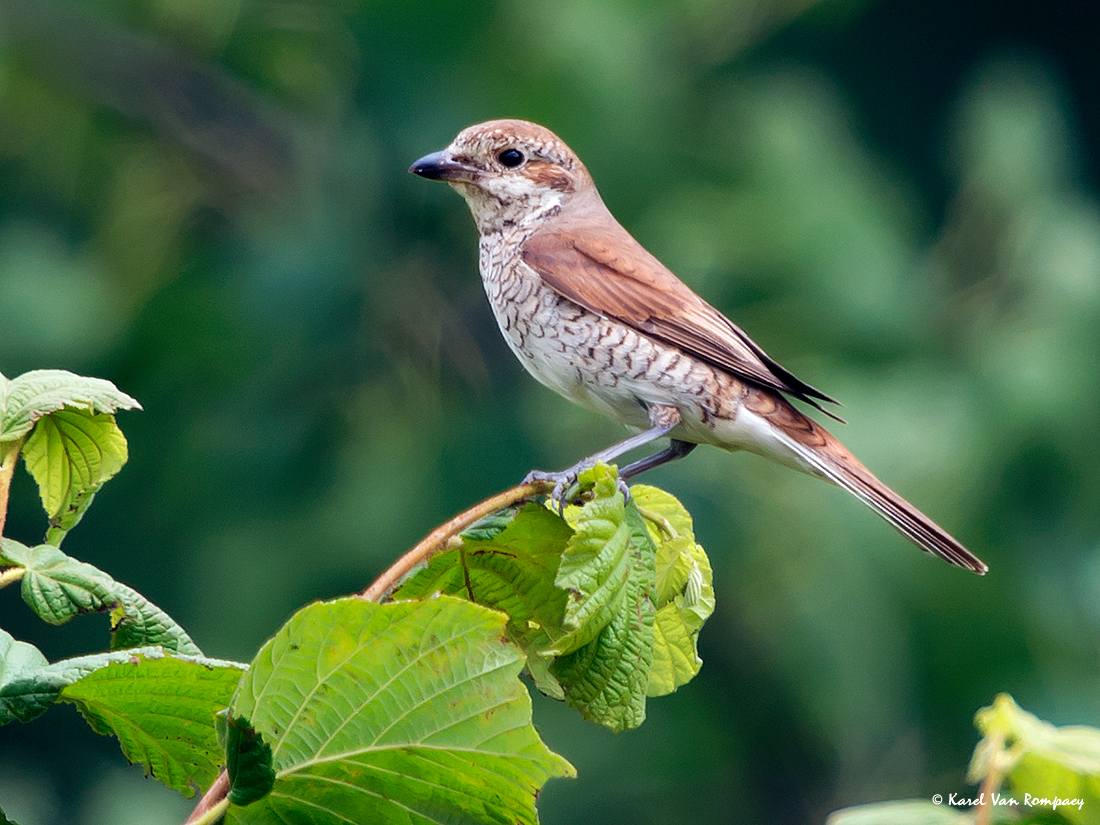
551, 478, 572, 515
616, 477, 631, 501
522, 463, 631, 514
522, 469, 551, 486
523, 468, 579, 514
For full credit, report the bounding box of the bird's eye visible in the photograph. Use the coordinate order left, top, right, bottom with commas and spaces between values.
497, 148, 525, 168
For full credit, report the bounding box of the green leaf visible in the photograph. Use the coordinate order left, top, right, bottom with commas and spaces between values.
460, 504, 524, 541
972, 694, 1100, 825
550, 501, 656, 731
394, 503, 573, 699
0, 626, 243, 785
552, 464, 640, 656
16, 543, 116, 625
225, 596, 574, 825
826, 800, 973, 825
650, 601, 702, 698
61, 653, 247, 796
110, 582, 202, 655
4, 541, 201, 653
0, 806, 22, 824
396, 470, 706, 731
22, 408, 130, 539
0, 629, 50, 723
0, 369, 140, 443
0, 537, 30, 566
225, 714, 276, 806
632, 485, 715, 697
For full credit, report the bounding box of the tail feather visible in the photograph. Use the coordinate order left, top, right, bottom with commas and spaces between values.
742, 392, 988, 575
817, 447, 988, 575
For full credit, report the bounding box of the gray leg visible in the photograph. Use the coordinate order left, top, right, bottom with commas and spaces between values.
523, 421, 677, 497
620, 438, 697, 480
524, 404, 694, 509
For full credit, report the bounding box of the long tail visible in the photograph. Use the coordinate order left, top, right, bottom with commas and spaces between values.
741, 392, 988, 575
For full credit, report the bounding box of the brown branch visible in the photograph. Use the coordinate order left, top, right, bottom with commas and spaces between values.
183, 772, 228, 825
359, 480, 547, 601
183, 479, 550, 824
973, 730, 1005, 825
0, 440, 22, 543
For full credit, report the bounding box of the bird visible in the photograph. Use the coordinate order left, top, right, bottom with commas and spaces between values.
409, 119, 987, 575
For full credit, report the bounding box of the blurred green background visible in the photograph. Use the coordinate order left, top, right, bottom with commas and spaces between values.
0, 0, 1098, 822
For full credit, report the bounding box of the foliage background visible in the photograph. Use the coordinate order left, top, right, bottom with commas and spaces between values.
0, 0, 1097, 822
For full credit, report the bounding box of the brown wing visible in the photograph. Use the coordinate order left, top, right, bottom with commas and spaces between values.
522, 221, 841, 417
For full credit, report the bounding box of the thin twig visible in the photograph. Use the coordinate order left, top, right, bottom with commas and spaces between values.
184, 797, 229, 825
974, 730, 1005, 825
0, 568, 25, 589
0, 441, 22, 543
359, 480, 547, 602
183, 771, 229, 825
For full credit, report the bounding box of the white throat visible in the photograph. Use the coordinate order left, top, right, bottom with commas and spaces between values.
450, 180, 565, 236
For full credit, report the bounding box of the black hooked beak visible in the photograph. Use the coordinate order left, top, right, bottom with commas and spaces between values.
408, 150, 473, 182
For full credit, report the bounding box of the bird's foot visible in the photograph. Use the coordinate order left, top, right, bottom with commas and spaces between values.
522, 468, 577, 515
523, 463, 630, 515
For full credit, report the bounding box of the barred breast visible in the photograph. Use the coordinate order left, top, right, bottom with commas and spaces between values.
478, 233, 753, 446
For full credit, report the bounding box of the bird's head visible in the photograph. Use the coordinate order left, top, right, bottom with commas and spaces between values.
409, 119, 594, 234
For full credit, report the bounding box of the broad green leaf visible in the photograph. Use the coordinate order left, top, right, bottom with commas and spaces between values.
632, 485, 715, 696
22, 408, 129, 539
0, 646, 147, 724
550, 502, 656, 731
61, 653, 246, 796
226, 596, 574, 825
110, 582, 202, 655
826, 800, 973, 825
224, 715, 276, 805
650, 601, 701, 698
397, 470, 703, 730
15, 543, 116, 625
394, 503, 573, 699
0, 632, 242, 757
0, 370, 140, 443
461, 504, 524, 541
0, 629, 50, 723
552, 464, 638, 655
632, 484, 695, 556
972, 694, 1100, 825
5, 541, 201, 653
0, 537, 30, 566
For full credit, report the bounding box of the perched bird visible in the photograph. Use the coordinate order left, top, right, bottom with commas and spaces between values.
409, 119, 987, 575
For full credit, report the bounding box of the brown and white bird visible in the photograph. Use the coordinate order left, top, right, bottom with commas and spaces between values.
410, 119, 987, 575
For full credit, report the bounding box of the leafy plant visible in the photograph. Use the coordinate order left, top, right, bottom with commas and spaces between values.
3, 369, 1099, 825
0, 369, 714, 824
828, 695, 1100, 825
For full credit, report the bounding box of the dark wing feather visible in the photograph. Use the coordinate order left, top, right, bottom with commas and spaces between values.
522, 225, 841, 418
